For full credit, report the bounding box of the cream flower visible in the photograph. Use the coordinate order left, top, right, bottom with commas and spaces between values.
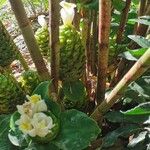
15, 114, 36, 137
60, 1, 76, 26
33, 100, 47, 113
38, 15, 47, 27
31, 113, 55, 137
17, 94, 47, 117
17, 101, 33, 117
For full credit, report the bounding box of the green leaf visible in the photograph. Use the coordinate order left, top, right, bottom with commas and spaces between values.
102, 124, 141, 148
119, 51, 137, 61
33, 81, 51, 100
24, 142, 59, 150
63, 80, 86, 102
33, 81, 61, 118
129, 48, 148, 58
128, 35, 150, 48
105, 111, 150, 124
129, 18, 150, 26
53, 109, 101, 150
0, 114, 15, 150
112, 0, 125, 11
127, 131, 150, 150
122, 102, 150, 115
84, 0, 99, 10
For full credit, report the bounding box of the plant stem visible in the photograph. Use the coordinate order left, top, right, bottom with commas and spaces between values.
49, 0, 60, 97
91, 10, 98, 76
116, 0, 132, 44
9, 0, 50, 81
91, 47, 150, 121
96, 0, 111, 104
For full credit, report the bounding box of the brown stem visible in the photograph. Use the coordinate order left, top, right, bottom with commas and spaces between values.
9, 0, 50, 81
138, 0, 147, 16
49, 0, 60, 97
116, 0, 132, 44
91, 47, 150, 122
96, 0, 111, 104
91, 10, 98, 75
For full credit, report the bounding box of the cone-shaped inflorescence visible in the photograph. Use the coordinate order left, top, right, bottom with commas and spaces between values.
0, 20, 17, 67
18, 70, 40, 95
59, 1, 85, 82
0, 72, 25, 114
35, 15, 50, 57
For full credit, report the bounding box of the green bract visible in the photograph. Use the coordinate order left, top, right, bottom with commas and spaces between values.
18, 70, 40, 94
59, 25, 85, 82
0, 73, 25, 114
0, 20, 17, 67
35, 26, 50, 56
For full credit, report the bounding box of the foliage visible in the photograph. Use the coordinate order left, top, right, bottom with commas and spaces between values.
0, 81, 100, 150
103, 102, 150, 149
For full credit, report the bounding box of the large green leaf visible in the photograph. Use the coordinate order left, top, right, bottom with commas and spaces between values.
62, 80, 86, 103
53, 109, 101, 150
33, 81, 61, 118
105, 111, 150, 124
24, 142, 59, 150
102, 124, 141, 148
122, 102, 150, 115
0, 115, 16, 150
128, 35, 150, 48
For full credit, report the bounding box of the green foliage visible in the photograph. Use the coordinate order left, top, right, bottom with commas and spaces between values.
62, 80, 87, 109
112, 0, 125, 11
129, 16, 150, 26
53, 109, 101, 150
122, 102, 150, 115
122, 74, 150, 105
103, 102, 150, 149
128, 35, 150, 48
0, 81, 101, 150
102, 124, 141, 148
0, 114, 16, 150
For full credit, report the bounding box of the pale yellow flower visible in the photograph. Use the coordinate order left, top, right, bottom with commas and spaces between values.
60, 1, 76, 26
15, 114, 36, 137
26, 94, 41, 104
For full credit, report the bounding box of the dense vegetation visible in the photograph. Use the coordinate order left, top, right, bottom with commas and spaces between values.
0, 0, 150, 149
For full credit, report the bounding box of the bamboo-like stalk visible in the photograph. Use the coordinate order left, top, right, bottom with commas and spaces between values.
116, 0, 132, 44
49, 0, 60, 97
9, 0, 50, 81
91, 47, 150, 121
96, 0, 111, 104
